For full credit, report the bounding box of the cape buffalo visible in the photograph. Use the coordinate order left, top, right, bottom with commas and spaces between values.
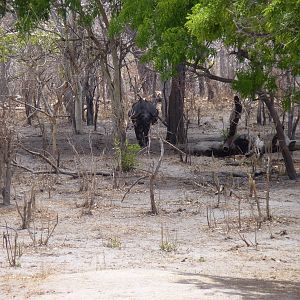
128, 97, 159, 147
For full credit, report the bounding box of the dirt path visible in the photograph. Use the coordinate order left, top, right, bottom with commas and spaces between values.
17, 268, 300, 300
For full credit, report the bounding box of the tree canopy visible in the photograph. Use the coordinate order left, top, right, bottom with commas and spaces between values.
186, 0, 300, 100
2, 0, 299, 93
112, 0, 203, 79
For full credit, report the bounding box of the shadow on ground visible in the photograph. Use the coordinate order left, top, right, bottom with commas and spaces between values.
177, 272, 300, 300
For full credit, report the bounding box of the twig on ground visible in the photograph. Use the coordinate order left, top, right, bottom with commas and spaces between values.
15, 147, 111, 178
121, 175, 148, 202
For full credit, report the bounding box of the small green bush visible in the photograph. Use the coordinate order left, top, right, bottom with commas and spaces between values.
105, 236, 122, 249
160, 241, 177, 252
115, 140, 141, 172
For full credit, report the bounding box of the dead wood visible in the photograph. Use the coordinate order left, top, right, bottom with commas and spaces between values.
149, 138, 164, 215
237, 231, 253, 247
121, 175, 148, 202
162, 138, 186, 156
17, 146, 111, 178
187, 137, 299, 157
16, 196, 33, 229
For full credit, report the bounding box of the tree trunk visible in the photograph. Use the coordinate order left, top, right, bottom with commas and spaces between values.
3, 154, 12, 206
286, 71, 293, 138
82, 64, 97, 126
166, 64, 185, 145
22, 67, 36, 125
101, 42, 126, 146
259, 92, 297, 179
291, 103, 300, 139
50, 117, 58, 158
86, 92, 94, 126
257, 99, 262, 125
162, 80, 171, 123
0, 125, 13, 206
219, 47, 228, 78
94, 77, 103, 131
0, 62, 9, 103
138, 62, 155, 96
61, 12, 83, 134
205, 77, 214, 101
198, 76, 205, 98
74, 80, 83, 134
223, 96, 242, 151
0, 62, 13, 205
111, 46, 126, 145
287, 105, 294, 139
83, 74, 95, 126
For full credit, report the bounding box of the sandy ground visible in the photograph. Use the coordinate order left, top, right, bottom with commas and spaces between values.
1, 113, 300, 299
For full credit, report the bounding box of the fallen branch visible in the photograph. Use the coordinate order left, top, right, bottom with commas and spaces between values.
121, 175, 148, 202
9, 96, 69, 118
161, 138, 186, 156
20, 144, 59, 172
17, 146, 111, 178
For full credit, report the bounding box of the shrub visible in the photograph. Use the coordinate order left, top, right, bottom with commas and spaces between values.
115, 140, 141, 172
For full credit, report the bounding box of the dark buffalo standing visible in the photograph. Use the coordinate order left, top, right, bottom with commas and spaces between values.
128, 97, 159, 147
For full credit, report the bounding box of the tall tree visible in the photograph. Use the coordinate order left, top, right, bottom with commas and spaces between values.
186, 0, 299, 179
114, 0, 201, 144
4, 0, 128, 146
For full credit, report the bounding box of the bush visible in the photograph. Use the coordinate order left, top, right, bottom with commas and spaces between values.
115, 140, 141, 172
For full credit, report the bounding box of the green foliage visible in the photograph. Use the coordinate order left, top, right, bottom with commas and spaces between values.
115, 140, 141, 172
160, 228, 177, 252
263, 0, 300, 76
282, 97, 292, 112
293, 91, 300, 104
13, 0, 52, 32
4, 0, 300, 106
160, 240, 177, 252
0, 0, 7, 18
186, 0, 300, 103
113, 0, 200, 79
0, 27, 59, 62
186, 0, 234, 44
109, 0, 154, 40
232, 68, 276, 98
282, 91, 300, 111
4, 0, 99, 32
0, 30, 17, 61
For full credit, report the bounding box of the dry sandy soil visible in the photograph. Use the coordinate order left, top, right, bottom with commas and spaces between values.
1, 107, 300, 299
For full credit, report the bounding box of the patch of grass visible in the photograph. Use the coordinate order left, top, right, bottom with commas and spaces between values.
160, 241, 177, 252
105, 237, 122, 249
197, 256, 205, 263
160, 224, 177, 252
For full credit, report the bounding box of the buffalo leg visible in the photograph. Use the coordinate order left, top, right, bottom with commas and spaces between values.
134, 125, 145, 147
143, 123, 151, 146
